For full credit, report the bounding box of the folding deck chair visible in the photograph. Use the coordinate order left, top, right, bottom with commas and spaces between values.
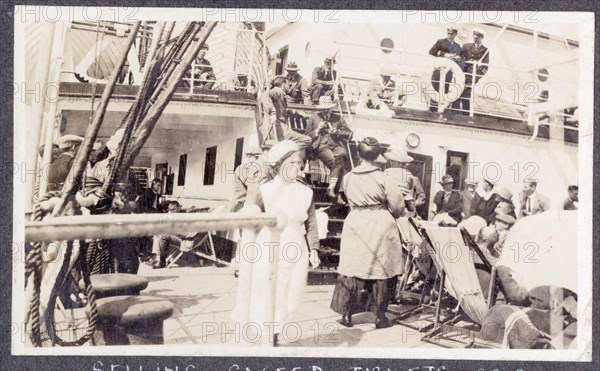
166, 232, 231, 268
417, 225, 494, 347
391, 218, 447, 332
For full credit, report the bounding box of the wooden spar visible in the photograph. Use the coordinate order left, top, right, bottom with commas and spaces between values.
52, 22, 141, 216
121, 21, 218, 172
25, 212, 279, 243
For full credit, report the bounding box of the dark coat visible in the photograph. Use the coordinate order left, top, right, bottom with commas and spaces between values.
310, 65, 337, 85
305, 112, 352, 147
47, 153, 75, 192
433, 190, 463, 222
428, 38, 466, 70
461, 42, 489, 84
472, 194, 500, 225
137, 188, 162, 213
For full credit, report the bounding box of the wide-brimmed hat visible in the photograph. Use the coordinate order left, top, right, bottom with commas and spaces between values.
383, 145, 413, 163
465, 179, 478, 186
439, 174, 454, 185
245, 146, 263, 156
495, 212, 516, 225
324, 54, 336, 63
268, 140, 299, 163
57, 134, 84, 150
380, 67, 393, 76
495, 186, 513, 202
482, 175, 497, 186
315, 102, 336, 110
285, 61, 300, 71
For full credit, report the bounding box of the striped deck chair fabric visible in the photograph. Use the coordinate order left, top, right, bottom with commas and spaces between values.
422, 226, 489, 325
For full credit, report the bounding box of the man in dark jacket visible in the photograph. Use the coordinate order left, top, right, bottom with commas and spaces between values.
304, 104, 352, 198
138, 178, 163, 213
428, 27, 465, 112
432, 174, 463, 225
283, 61, 312, 105
454, 29, 490, 114
309, 55, 337, 104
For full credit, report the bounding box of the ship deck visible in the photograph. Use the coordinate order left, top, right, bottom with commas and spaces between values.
56, 264, 481, 349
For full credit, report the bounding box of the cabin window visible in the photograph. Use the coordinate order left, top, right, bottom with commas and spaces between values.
234, 138, 244, 170
445, 151, 469, 191
537, 68, 549, 82
380, 38, 394, 54
203, 146, 217, 186
177, 154, 187, 186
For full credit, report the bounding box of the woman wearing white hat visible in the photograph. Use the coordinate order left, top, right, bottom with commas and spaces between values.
231, 140, 319, 345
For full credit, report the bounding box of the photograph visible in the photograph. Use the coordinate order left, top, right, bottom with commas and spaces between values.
11, 6, 594, 365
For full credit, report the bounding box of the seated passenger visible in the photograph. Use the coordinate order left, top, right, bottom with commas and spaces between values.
226, 65, 256, 93
304, 103, 353, 199
369, 67, 404, 106
432, 174, 463, 225
309, 54, 338, 104
180, 43, 216, 90
151, 201, 193, 269
282, 61, 311, 105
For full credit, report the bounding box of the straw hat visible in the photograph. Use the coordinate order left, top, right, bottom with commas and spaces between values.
495, 186, 514, 202
383, 145, 413, 163
439, 174, 454, 185
495, 212, 516, 225
57, 134, 83, 150
285, 61, 300, 71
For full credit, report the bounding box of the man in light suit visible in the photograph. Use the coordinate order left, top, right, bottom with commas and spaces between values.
518, 180, 551, 218
453, 29, 490, 115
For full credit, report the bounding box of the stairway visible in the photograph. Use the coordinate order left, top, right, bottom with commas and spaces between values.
306, 183, 350, 285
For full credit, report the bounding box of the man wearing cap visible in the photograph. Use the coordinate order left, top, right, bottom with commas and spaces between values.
282, 61, 311, 105
428, 27, 466, 112
309, 54, 338, 104
563, 185, 578, 210
181, 43, 216, 90
432, 174, 463, 225
383, 145, 426, 217
305, 104, 353, 199
46, 134, 84, 192
461, 179, 481, 219
230, 146, 267, 212
454, 29, 490, 115
518, 180, 551, 218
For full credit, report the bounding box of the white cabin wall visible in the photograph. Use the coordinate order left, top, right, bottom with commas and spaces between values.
149, 119, 258, 209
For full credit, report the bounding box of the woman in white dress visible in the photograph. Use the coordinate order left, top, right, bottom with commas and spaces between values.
231, 140, 318, 346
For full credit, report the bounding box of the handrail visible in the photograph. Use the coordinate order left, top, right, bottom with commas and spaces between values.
25, 212, 282, 243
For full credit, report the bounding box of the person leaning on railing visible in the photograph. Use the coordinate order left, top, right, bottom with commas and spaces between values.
309, 54, 338, 104
454, 29, 490, 115
428, 27, 466, 112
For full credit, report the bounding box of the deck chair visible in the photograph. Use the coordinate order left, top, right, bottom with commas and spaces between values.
166, 232, 231, 268
391, 218, 446, 332
418, 225, 492, 347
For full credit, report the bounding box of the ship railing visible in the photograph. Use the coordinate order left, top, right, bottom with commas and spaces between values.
332, 40, 579, 129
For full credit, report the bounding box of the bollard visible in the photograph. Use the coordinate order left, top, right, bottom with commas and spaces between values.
79, 273, 149, 299
86, 295, 174, 345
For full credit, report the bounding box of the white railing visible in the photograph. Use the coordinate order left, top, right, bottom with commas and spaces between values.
333, 40, 579, 126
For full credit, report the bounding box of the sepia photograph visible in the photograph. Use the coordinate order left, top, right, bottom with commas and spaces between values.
10, 5, 594, 365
